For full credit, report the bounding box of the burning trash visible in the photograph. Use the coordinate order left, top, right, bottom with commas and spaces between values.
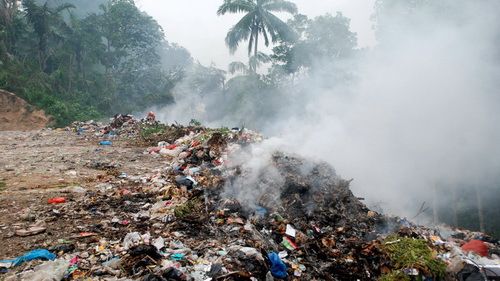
0, 115, 499, 281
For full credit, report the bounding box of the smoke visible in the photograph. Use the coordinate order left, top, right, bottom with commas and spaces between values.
283, 0, 500, 218
221, 138, 286, 210
153, 0, 500, 221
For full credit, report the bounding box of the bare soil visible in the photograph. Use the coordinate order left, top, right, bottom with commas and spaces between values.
0, 90, 50, 131
0, 129, 165, 259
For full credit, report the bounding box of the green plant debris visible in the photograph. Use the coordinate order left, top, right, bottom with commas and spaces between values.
140, 123, 168, 140
174, 198, 203, 219
380, 235, 446, 280
189, 119, 202, 126
379, 271, 411, 281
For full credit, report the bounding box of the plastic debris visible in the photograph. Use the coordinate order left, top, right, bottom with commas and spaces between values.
0, 249, 56, 268
281, 237, 298, 251
1, 115, 499, 281
268, 252, 288, 279
285, 224, 296, 237
19, 259, 69, 281
48, 197, 66, 204
170, 253, 185, 261
461, 240, 489, 257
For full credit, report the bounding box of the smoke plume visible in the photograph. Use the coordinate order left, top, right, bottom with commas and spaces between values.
152, 0, 500, 222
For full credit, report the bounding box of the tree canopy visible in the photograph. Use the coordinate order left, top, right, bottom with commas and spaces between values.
218, 0, 297, 72
0, 0, 192, 126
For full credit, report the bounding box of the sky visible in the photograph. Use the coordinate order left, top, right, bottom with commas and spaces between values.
136, 0, 376, 68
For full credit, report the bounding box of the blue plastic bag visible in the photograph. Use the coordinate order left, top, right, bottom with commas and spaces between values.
0, 249, 56, 268
170, 253, 185, 261
99, 141, 112, 146
268, 252, 288, 279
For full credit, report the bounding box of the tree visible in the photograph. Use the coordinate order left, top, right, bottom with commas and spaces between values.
0, 0, 192, 126
36, 0, 107, 17
271, 12, 357, 75
93, 0, 173, 113
22, 0, 74, 71
97, 0, 164, 73
158, 42, 193, 72
217, 0, 297, 72
229, 51, 271, 75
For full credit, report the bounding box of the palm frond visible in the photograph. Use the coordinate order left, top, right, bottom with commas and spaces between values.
217, 0, 255, 15
254, 51, 271, 63
225, 11, 256, 54
261, 11, 297, 43
228, 61, 248, 74
54, 3, 75, 14
262, 0, 297, 14
248, 52, 270, 71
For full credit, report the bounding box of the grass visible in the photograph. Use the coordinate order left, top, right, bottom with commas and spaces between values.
379, 271, 411, 281
379, 235, 446, 281
139, 123, 168, 140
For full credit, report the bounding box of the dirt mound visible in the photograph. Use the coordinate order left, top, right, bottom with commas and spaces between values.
0, 89, 50, 131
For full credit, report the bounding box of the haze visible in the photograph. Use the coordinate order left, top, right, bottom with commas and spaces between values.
137, 0, 376, 67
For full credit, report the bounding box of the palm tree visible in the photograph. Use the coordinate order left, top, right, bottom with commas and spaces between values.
229, 51, 271, 74
217, 0, 297, 68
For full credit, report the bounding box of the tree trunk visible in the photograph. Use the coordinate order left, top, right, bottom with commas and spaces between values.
254, 31, 258, 58
68, 54, 73, 93
252, 27, 258, 73
475, 186, 485, 233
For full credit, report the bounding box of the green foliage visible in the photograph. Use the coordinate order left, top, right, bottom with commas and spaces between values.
189, 119, 202, 127
180, 63, 226, 97
0, 0, 191, 127
381, 235, 446, 279
139, 123, 168, 140
218, 0, 297, 72
174, 197, 203, 219
271, 12, 358, 75
379, 271, 411, 281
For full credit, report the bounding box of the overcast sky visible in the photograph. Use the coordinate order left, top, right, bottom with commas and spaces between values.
136, 0, 376, 68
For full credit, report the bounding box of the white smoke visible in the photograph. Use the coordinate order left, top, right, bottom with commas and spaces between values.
151, 0, 500, 220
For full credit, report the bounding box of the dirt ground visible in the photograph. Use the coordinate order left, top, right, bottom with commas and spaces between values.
0, 129, 165, 259
0, 90, 50, 131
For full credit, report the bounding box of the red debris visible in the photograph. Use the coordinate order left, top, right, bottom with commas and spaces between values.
461, 240, 489, 257
167, 144, 177, 150
147, 111, 156, 121
48, 197, 66, 204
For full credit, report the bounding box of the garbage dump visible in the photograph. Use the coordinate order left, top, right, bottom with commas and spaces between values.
1, 114, 499, 281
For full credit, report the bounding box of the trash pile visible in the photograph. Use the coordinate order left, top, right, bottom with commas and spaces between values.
1, 114, 500, 281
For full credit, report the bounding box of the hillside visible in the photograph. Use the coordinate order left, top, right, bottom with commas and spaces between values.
0, 90, 50, 131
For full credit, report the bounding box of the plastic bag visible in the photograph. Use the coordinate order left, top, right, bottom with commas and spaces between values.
268, 252, 288, 279
0, 249, 56, 267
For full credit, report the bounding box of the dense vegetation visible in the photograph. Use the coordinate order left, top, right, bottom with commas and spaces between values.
0, 0, 191, 126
